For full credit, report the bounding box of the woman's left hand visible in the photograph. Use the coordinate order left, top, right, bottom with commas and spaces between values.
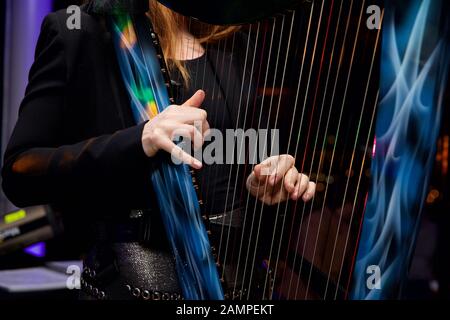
246, 155, 316, 206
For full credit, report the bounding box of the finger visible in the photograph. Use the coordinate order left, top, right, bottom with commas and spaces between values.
284, 167, 299, 193
292, 174, 309, 200
192, 118, 210, 138
172, 124, 204, 150
256, 156, 277, 177
246, 172, 268, 198
182, 90, 205, 108
259, 184, 288, 206
259, 195, 275, 206
255, 155, 281, 181
159, 136, 202, 169
269, 155, 295, 186
171, 106, 208, 124
254, 163, 271, 183
201, 118, 210, 136
174, 112, 210, 140
302, 182, 316, 202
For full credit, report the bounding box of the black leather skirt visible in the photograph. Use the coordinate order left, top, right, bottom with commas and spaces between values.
80, 212, 182, 300
79, 207, 255, 300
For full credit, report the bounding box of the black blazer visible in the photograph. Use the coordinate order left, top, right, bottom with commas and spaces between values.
1, 5, 259, 239
2, 7, 162, 217
2, 3, 267, 206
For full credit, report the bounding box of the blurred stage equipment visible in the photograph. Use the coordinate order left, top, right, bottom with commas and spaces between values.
0, 206, 63, 256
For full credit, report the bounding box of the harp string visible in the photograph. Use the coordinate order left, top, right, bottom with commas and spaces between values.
184, 16, 239, 291
279, 0, 343, 299
273, 1, 316, 298
266, 0, 338, 299
215, 32, 241, 282
216, 26, 255, 272
228, 20, 271, 292
292, 0, 339, 299
179, 13, 187, 101
324, 11, 383, 300
209, 36, 234, 268
196, 19, 213, 202
273, 0, 344, 300
202, 29, 239, 286
181, 15, 240, 294
289, 0, 354, 299
183, 14, 243, 292
275, 0, 327, 299
260, 10, 298, 299
241, 16, 285, 299
303, 0, 367, 299
337, 91, 379, 300
259, 11, 313, 299
217, 23, 259, 283
205, 32, 237, 217
199, 36, 223, 206
240, 14, 288, 299
231, 20, 278, 299
200, 26, 210, 90
240, 13, 287, 299
192, 20, 203, 86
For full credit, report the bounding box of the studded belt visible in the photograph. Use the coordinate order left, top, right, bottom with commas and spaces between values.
81, 267, 182, 301
124, 284, 183, 301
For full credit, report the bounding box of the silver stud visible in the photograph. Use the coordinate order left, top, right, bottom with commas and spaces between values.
162, 292, 170, 300
152, 291, 161, 300
132, 288, 141, 298
171, 293, 178, 300
142, 290, 151, 300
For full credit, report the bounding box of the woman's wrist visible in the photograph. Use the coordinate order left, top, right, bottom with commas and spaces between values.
141, 121, 159, 158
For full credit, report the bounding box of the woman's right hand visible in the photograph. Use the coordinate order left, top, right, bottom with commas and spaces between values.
141, 90, 209, 169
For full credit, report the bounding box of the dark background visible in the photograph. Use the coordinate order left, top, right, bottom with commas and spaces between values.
0, 1, 5, 154
53, 0, 84, 10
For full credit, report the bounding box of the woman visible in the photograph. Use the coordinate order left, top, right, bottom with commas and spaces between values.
1, 0, 315, 300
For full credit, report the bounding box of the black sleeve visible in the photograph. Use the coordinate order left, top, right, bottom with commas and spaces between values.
1, 13, 152, 209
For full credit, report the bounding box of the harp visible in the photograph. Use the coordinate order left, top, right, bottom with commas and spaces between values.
99, 0, 450, 300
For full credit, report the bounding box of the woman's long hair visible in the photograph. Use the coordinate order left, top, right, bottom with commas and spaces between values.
147, 1, 239, 84
88, 0, 239, 83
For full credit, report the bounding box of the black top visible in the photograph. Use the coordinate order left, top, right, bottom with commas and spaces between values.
180, 54, 244, 215
2, 9, 153, 215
